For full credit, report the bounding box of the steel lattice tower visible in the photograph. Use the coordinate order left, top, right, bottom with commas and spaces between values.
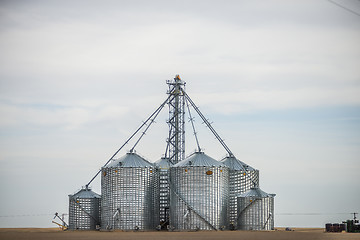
166, 75, 186, 165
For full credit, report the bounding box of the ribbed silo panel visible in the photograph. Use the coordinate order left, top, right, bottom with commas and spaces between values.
169, 166, 229, 230
68, 189, 101, 230
101, 166, 159, 230
237, 189, 275, 231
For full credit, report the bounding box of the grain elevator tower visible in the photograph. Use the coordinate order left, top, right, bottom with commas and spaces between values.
166, 75, 186, 164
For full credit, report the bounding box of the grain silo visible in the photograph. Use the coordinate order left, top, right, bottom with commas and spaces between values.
169, 152, 229, 230
100, 152, 159, 230
65, 75, 277, 232
221, 156, 259, 228
237, 187, 275, 230
155, 157, 173, 227
68, 188, 101, 230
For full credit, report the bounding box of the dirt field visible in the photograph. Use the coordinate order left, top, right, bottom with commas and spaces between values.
0, 228, 359, 240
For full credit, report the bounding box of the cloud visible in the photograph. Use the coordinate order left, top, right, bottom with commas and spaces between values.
191, 86, 360, 114
0, 101, 131, 130
2, 1, 359, 76
1, 14, 359, 115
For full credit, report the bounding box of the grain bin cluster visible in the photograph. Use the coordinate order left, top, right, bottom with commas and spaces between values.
67, 75, 275, 231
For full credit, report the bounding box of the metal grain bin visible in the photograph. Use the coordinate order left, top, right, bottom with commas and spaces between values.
68, 188, 101, 230
169, 152, 229, 231
155, 157, 173, 227
221, 156, 259, 227
237, 187, 275, 230
101, 152, 159, 230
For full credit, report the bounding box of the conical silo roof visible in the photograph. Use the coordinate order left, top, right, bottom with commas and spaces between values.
221, 156, 256, 171
69, 188, 101, 199
173, 152, 226, 167
238, 187, 275, 198
107, 152, 153, 168
155, 157, 173, 169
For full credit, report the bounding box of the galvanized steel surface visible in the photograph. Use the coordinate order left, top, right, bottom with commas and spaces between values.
239, 187, 270, 198
68, 77, 278, 231
155, 157, 173, 224
68, 188, 101, 230
167, 76, 186, 165
237, 188, 275, 231
221, 156, 259, 227
170, 152, 229, 230
101, 153, 159, 230
107, 152, 154, 168
174, 151, 226, 167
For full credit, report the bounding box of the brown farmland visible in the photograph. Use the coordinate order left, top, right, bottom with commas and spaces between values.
0, 228, 359, 240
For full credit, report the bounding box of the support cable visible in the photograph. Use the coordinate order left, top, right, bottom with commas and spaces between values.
164, 125, 172, 158
85, 94, 174, 188
184, 92, 234, 157
184, 91, 258, 187
327, 0, 360, 17
163, 124, 175, 165
185, 95, 201, 152
129, 100, 166, 152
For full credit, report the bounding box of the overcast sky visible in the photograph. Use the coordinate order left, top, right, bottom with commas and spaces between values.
0, 0, 359, 228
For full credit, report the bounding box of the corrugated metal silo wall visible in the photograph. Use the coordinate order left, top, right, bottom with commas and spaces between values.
68, 197, 101, 230
228, 170, 259, 227
237, 196, 274, 230
159, 168, 170, 223
169, 166, 229, 230
101, 167, 159, 230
